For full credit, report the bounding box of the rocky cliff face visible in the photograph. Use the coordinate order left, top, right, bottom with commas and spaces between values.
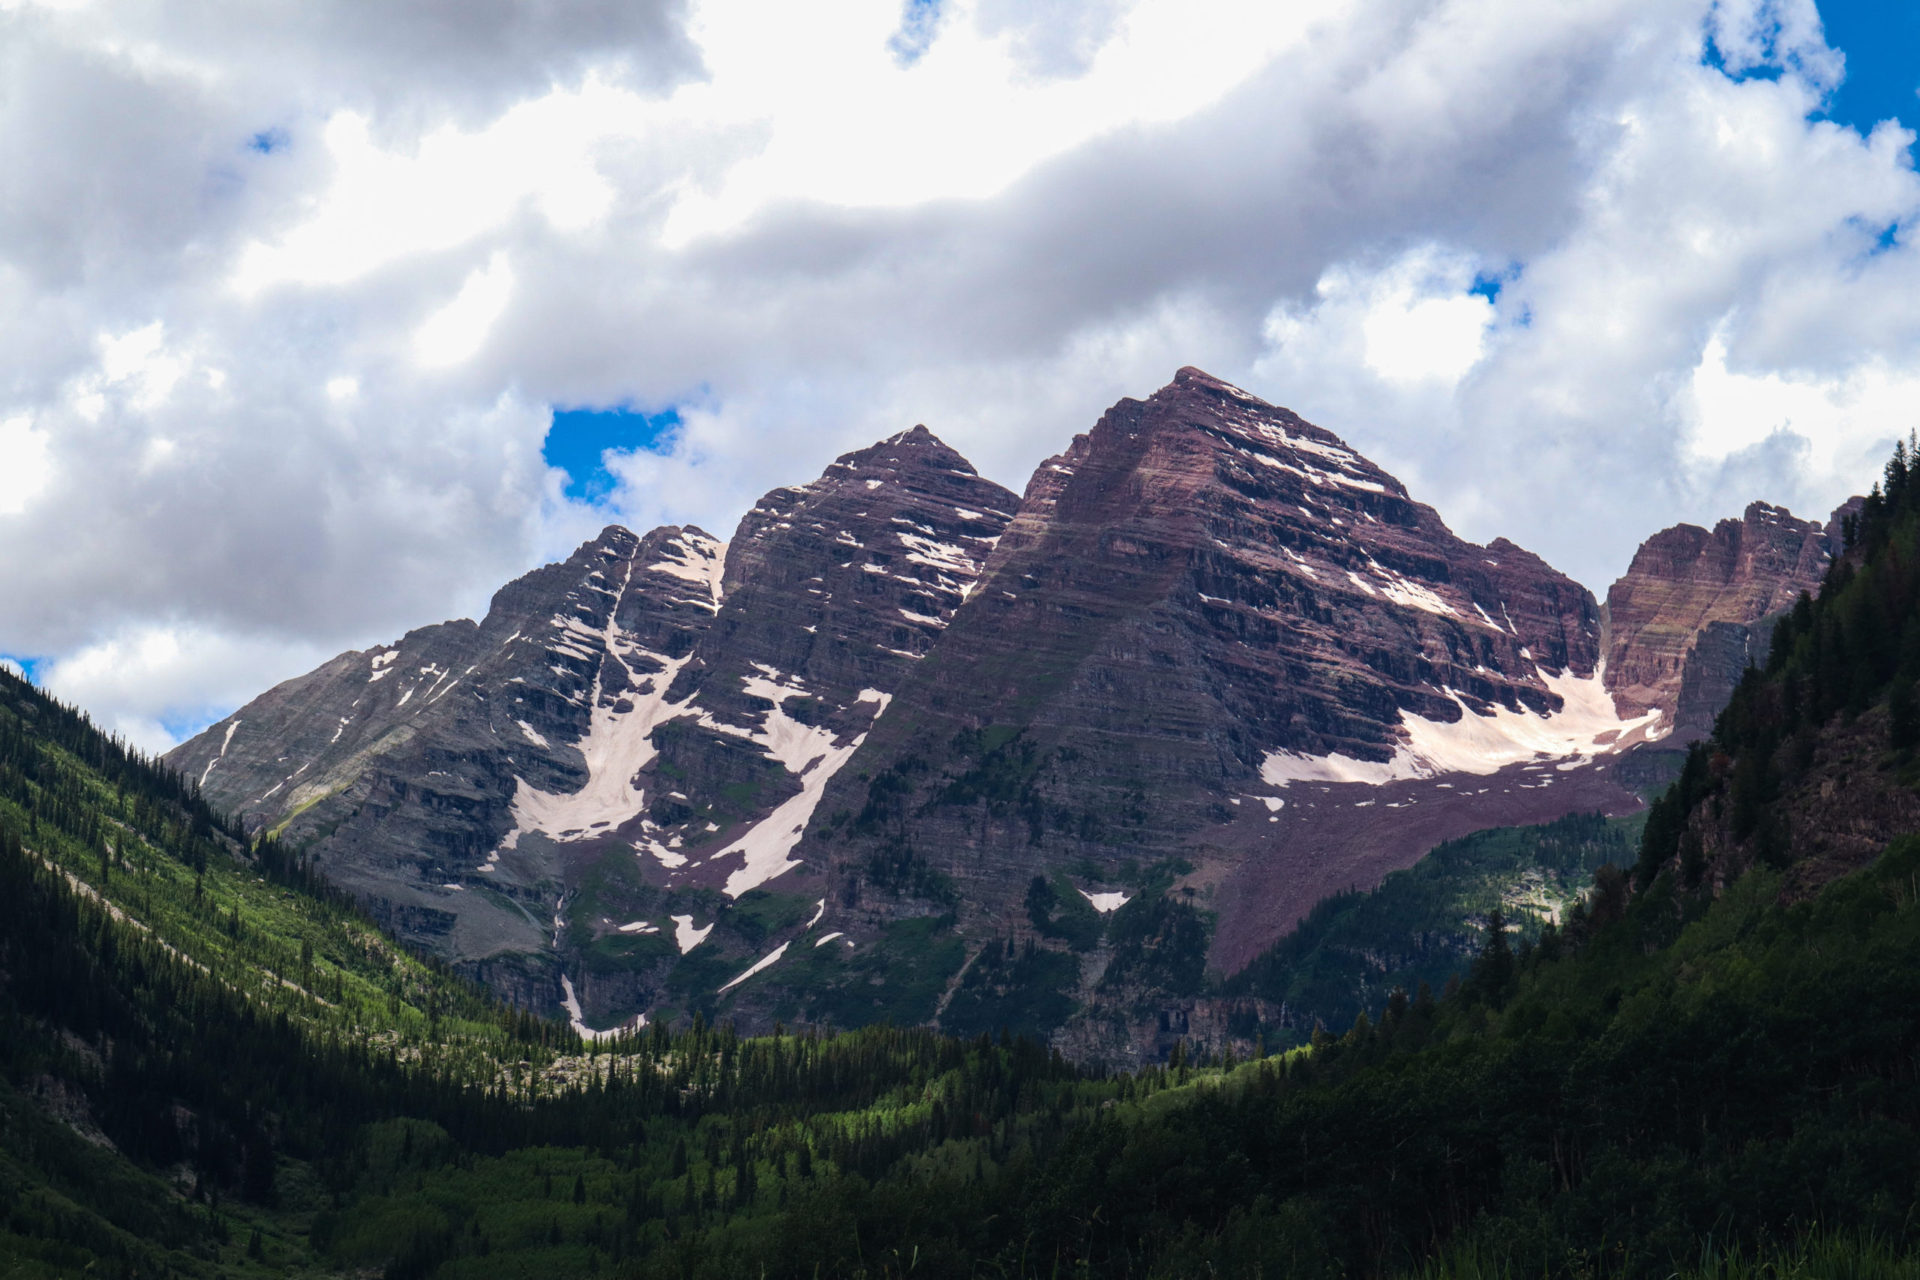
171, 428, 1017, 1027
1603, 502, 1831, 727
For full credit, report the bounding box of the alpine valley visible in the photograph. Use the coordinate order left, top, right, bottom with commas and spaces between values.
15, 368, 1920, 1279
168, 370, 1846, 1064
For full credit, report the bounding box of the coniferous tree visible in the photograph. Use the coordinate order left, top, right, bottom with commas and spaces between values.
1469, 907, 1514, 1005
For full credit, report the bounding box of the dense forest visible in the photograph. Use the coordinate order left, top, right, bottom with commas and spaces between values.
11, 440, 1920, 1276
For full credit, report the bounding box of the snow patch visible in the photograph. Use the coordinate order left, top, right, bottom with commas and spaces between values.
560, 973, 642, 1041
672, 914, 713, 953
815, 931, 844, 947
368, 651, 397, 681
492, 555, 700, 854
517, 720, 550, 748
200, 719, 241, 786
719, 941, 790, 992
1079, 889, 1131, 913
1260, 664, 1667, 788
1369, 562, 1455, 616
713, 688, 893, 897
896, 532, 982, 578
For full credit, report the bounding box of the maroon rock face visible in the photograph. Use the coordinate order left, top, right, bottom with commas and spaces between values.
1603, 501, 1832, 724
786, 370, 1651, 990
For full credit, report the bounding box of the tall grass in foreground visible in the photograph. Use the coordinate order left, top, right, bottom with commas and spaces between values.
1408, 1230, 1920, 1279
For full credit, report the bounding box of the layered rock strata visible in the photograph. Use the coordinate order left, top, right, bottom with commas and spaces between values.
1603, 502, 1831, 724
757, 369, 1665, 1047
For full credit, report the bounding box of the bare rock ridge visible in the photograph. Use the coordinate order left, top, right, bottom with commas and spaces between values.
1603, 500, 1840, 737
170, 370, 1840, 1061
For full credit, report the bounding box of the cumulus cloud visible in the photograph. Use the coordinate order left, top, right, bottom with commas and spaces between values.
35, 625, 336, 756
1, 0, 1917, 745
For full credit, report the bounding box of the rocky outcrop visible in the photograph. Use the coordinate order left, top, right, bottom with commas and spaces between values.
1603, 502, 1831, 726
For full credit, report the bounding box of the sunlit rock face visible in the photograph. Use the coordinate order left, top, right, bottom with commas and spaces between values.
1603, 501, 1835, 730
791, 369, 1662, 1001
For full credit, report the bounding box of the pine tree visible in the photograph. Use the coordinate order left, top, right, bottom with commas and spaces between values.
1470, 907, 1514, 1005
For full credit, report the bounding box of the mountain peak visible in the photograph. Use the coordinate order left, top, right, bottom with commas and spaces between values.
591, 523, 641, 554
1168, 365, 1269, 405
890, 423, 942, 446
816, 423, 977, 483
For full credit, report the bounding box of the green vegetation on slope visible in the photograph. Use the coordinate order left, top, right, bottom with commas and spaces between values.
1230, 809, 1644, 1043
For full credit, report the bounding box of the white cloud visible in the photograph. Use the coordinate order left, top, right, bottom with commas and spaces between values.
3, 0, 1920, 742
1684, 329, 1919, 479
1264, 248, 1497, 389
414, 252, 515, 367
36, 624, 334, 754
0, 417, 52, 515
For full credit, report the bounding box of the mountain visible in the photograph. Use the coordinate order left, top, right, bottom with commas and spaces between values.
171, 369, 1837, 1063
756, 368, 1671, 1056
1633, 459, 1920, 899
170, 427, 1018, 1025
1603, 500, 1837, 738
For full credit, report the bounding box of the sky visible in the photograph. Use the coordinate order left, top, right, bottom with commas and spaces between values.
2, 0, 1919, 753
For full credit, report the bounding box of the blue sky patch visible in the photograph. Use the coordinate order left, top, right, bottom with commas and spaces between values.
1, 655, 39, 684
889, 0, 943, 64
160, 711, 221, 747
544, 405, 682, 502
1815, 0, 1920, 137
1469, 262, 1523, 308
1706, 3, 1920, 138
248, 128, 289, 155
